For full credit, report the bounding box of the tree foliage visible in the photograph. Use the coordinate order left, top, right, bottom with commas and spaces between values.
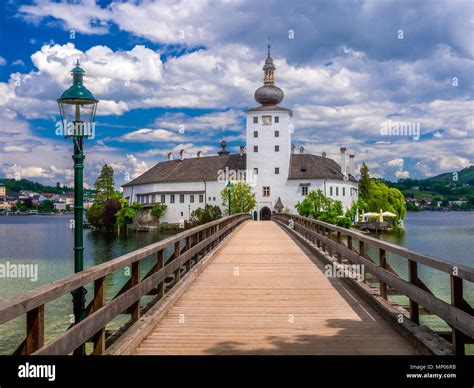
103, 198, 121, 229
359, 162, 371, 200
94, 164, 115, 201
220, 181, 256, 215
115, 199, 142, 230
189, 205, 222, 226
295, 189, 352, 228
150, 203, 167, 220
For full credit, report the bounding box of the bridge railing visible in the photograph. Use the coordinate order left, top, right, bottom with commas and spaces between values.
273, 213, 474, 355
0, 213, 251, 355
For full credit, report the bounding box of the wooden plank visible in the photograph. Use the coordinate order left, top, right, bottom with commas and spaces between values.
408, 260, 420, 324
379, 248, 387, 300
26, 305, 44, 355
91, 277, 106, 355
450, 275, 465, 355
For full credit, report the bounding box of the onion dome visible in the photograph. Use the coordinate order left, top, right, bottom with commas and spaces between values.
254, 42, 284, 106
218, 137, 229, 155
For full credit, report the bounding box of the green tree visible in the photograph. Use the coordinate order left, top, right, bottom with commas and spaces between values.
38, 200, 54, 213
150, 203, 167, 221
295, 189, 331, 218
189, 205, 222, 226
359, 162, 371, 200
94, 164, 115, 201
115, 199, 142, 230
220, 181, 256, 215
86, 202, 104, 228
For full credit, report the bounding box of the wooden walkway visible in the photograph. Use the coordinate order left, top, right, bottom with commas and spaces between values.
133, 221, 419, 355
134, 221, 418, 355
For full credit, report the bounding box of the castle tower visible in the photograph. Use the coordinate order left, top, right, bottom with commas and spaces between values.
245, 42, 293, 219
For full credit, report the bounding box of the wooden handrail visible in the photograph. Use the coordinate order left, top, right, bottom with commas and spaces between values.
273, 213, 474, 355
0, 213, 251, 355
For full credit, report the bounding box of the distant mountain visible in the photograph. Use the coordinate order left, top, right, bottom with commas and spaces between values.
383, 166, 474, 201
0, 178, 73, 195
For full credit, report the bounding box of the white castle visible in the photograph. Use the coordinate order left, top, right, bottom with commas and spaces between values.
123, 45, 358, 222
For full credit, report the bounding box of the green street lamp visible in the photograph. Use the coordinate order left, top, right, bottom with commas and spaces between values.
57, 59, 98, 356
226, 181, 234, 215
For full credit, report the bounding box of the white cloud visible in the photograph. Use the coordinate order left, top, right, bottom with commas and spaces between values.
387, 158, 404, 168
395, 170, 410, 179
121, 128, 182, 142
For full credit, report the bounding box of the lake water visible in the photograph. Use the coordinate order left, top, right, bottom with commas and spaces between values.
0, 212, 472, 354
0, 215, 176, 354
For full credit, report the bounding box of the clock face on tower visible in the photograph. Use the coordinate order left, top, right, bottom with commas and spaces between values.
262, 115, 272, 125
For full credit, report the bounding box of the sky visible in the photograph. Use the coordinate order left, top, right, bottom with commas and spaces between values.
0, 0, 472, 189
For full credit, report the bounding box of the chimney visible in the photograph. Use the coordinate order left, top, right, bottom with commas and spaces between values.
299, 146, 305, 154
180, 149, 185, 161
322, 151, 327, 157
291, 144, 296, 154
340, 147, 347, 175
239, 146, 245, 156
349, 154, 355, 176
197, 150, 202, 158
167, 152, 173, 161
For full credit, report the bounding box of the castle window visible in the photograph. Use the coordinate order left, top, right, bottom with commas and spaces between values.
253, 116, 258, 124
275, 167, 279, 174
263, 186, 270, 197
274, 130, 279, 137
199, 194, 204, 203
254, 145, 258, 152
275, 145, 279, 152
254, 131, 258, 138
254, 168, 258, 175
329, 187, 333, 196
342, 188, 346, 196
336, 187, 339, 196
170, 194, 175, 203
190, 195, 194, 203
161, 194, 166, 203
180, 194, 185, 203
302, 186, 308, 196
275, 116, 279, 123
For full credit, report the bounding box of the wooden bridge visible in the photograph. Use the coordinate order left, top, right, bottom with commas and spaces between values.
0, 214, 473, 355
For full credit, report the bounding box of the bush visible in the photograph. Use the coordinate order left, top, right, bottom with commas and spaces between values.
189, 205, 222, 226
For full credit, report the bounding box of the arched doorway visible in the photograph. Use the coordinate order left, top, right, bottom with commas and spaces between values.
259, 206, 271, 221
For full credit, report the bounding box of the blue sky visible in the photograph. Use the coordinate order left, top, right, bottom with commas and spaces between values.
0, 0, 472, 188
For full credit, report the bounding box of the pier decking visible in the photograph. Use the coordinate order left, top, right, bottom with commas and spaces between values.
133, 221, 418, 355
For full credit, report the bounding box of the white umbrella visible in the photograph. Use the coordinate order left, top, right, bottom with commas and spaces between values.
381, 211, 397, 217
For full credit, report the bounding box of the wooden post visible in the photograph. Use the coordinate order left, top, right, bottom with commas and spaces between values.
379, 248, 387, 299
336, 231, 342, 263
92, 277, 106, 354
174, 241, 181, 283
157, 249, 164, 298
450, 275, 465, 355
408, 259, 419, 324
131, 261, 140, 323
347, 236, 352, 264
25, 305, 44, 354
359, 240, 366, 282
185, 236, 191, 272
327, 228, 333, 257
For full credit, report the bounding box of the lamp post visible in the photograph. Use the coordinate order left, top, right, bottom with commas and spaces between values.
57, 60, 98, 355
226, 181, 233, 215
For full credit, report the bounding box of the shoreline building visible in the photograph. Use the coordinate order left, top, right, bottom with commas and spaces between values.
122, 45, 358, 223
